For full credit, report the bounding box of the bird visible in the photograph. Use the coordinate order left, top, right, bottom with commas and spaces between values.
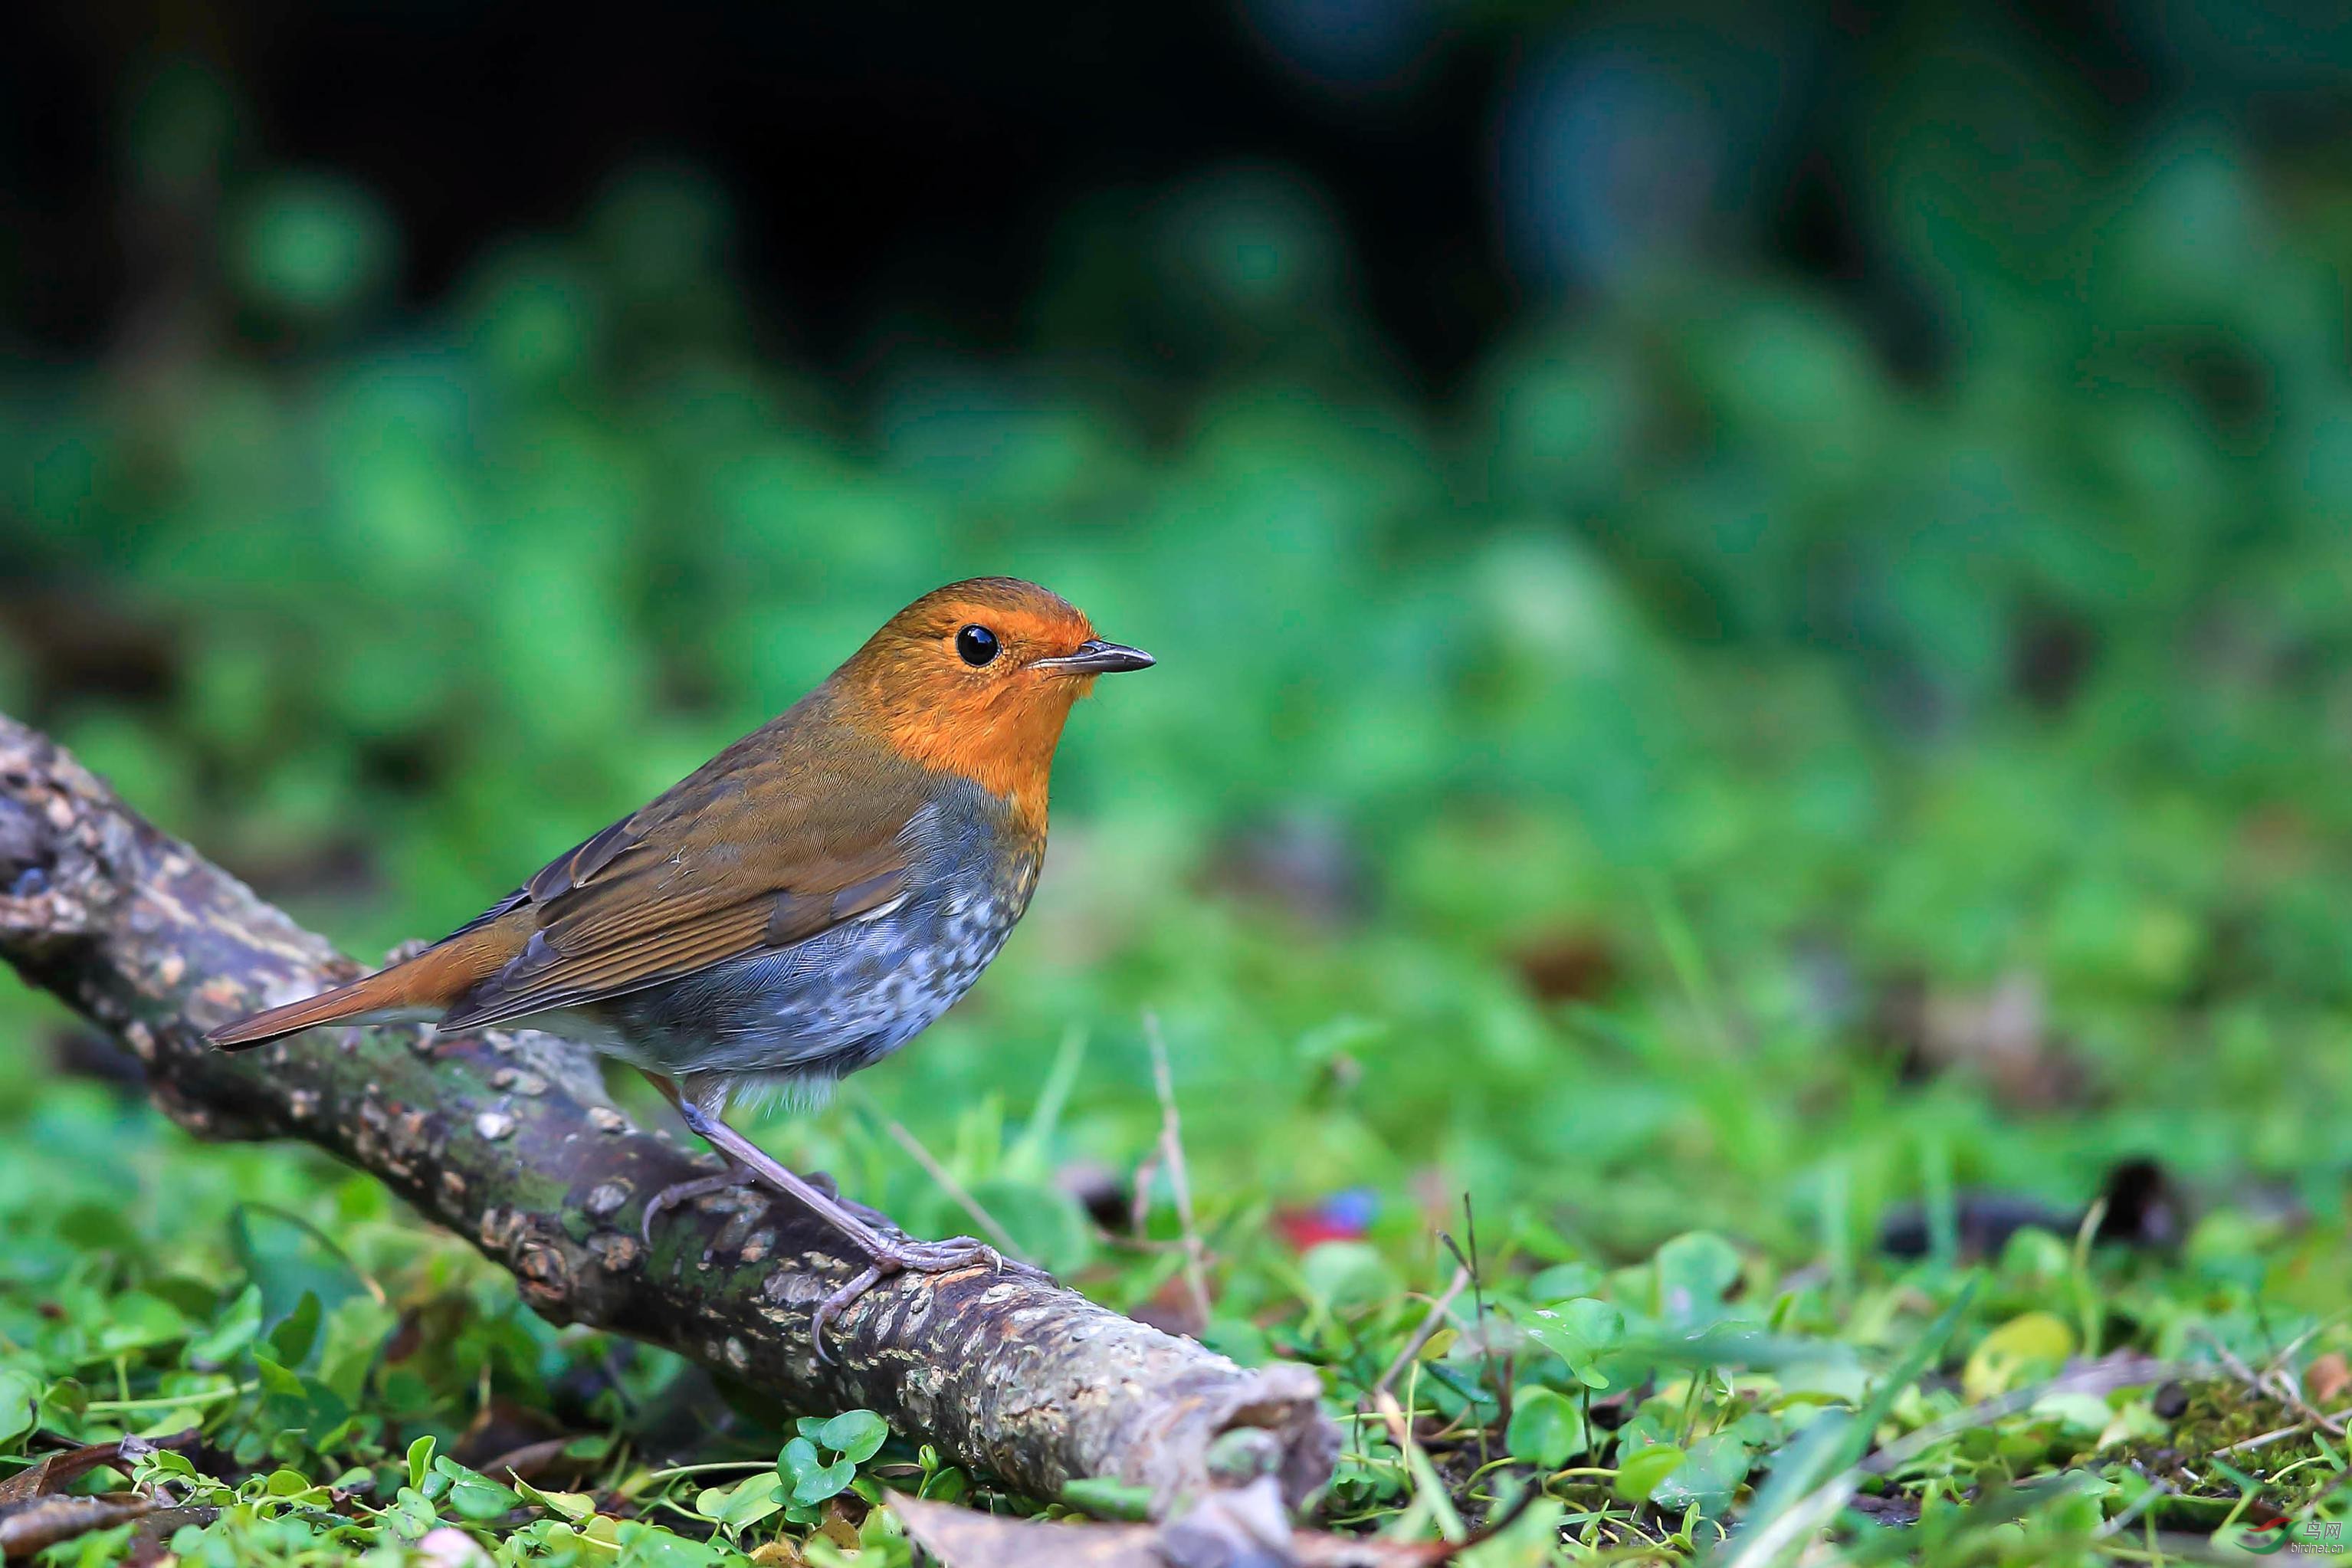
207, 577, 1153, 1346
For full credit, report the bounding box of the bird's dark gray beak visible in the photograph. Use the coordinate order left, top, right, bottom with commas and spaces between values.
1038, 638, 1156, 674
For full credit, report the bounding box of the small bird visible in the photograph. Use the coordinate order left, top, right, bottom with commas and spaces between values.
208, 578, 1152, 1343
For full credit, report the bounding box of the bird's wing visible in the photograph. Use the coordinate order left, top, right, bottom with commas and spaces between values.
436, 732, 926, 1032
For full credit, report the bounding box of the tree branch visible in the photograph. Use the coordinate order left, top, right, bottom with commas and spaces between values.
0, 712, 1336, 1514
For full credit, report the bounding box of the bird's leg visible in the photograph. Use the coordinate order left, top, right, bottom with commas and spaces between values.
638, 1073, 1049, 1354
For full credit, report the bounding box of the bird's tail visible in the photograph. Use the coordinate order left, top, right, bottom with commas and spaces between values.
206, 928, 515, 1051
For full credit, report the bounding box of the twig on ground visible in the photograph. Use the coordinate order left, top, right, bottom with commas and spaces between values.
875, 1114, 1026, 1260
1446, 1197, 1504, 1461
2214, 1422, 2318, 1458
2198, 1324, 2348, 1439
1143, 1012, 1214, 1333
1373, 1267, 1471, 1402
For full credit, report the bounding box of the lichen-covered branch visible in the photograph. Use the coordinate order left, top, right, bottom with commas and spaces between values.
0, 712, 1336, 1514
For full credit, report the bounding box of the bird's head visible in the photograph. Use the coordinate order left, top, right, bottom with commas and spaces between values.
834, 577, 1153, 824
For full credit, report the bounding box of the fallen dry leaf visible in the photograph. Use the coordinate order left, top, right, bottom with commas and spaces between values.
890, 1481, 1536, 1568
0, 1429, 197, 1562
0, 1493, 157, 1559
2310, 1352, 2351, 1407
0, 1430, 193, 1508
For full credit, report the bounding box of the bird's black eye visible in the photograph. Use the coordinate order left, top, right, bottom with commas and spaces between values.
956, 625, 999, 666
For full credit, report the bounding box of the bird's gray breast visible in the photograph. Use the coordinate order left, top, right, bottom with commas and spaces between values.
594, 789, 1039, 1084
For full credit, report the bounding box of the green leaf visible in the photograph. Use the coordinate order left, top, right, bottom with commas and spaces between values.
1527, 1261, 1602, 1303
1521, 1297, 1625, 1389
186, 1284, 264, 1367
1300, 1242, 1393, 1313
1060, 1476, 1155, 1521
231, 1206, 369, 1327
97, 1291, 192, 1355
1651, 1432, 1750, 1513
1504, 1387, 1586, 1468
1612, 1442, 1684, 1503
449, 1475, 518, 1520
697, 1476, 783, 1530
316, 1294, 398, 1405
142, 1448, 196, 1480
780, 1435, 855, 1504
613, 1521, 731, 1565
434, 1456, 520, 1522
1963, 1310, 2075, 1402
251, 1353, 306, 1399
1742, 1276, 1980, 1542
267, 1291, 322, 1368
406, 1435, 436, 1494
510, 1475, 596, 1520
813, 1409, 888, 1464
804, 1458, 856, 1506
0, 1370, 38, 1451
1654, 1232, 1742, 1326
781, 1434, 823, 1478
2032, 1390, 2113, 1435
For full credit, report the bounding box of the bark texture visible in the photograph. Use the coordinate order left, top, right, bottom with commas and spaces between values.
0, 712, 1336, 1514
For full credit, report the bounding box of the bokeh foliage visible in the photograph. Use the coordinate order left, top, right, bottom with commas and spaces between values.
8, 8, 2352, 1562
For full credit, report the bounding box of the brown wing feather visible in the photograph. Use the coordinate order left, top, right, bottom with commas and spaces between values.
435, 708, 930, 1033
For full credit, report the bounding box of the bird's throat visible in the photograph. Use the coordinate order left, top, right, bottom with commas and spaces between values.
845, 674, 1081, 834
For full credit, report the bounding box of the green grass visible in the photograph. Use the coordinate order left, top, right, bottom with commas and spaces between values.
10, 124, 2352, 1564
8, 769, 2352, 1565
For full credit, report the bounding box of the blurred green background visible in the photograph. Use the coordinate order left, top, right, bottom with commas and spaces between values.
8, 0, 2352, 1556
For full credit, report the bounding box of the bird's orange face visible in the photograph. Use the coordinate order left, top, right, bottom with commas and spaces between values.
836, 578, 1153, 825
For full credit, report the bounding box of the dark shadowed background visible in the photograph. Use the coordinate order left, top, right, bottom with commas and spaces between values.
8, 1, 2352, 1559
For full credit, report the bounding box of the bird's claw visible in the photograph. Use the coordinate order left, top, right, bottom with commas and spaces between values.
808, 1236, 1055, 1360
639, 1169, 759, 1245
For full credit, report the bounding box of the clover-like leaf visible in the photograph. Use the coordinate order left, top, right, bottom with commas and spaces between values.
814, 1409, 888, 1464
1504, 1386, 1587, 1468
779, 1435, 855, 1505
1612, 1442, 1684, 1503
1655, 1232, 1742, 1326
696, 1475, 783, 1532
1651, 1432, 1750, 1512
434, 1455, 520, 1522
1521, 1297, 1625, 1389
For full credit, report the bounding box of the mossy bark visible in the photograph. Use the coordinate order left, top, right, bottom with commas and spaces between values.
0, 712, 1336, 1514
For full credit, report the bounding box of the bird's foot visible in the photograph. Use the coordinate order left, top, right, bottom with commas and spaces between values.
641, 1168, 759, 1245
809, 1235, 1055, 1351
641, 1164, 858, 1245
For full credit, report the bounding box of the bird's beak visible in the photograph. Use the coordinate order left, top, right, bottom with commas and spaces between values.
1036, 638, 1156, 675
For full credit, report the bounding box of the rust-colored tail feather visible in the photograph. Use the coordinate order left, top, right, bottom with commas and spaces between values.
205, 927, 518, 1051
